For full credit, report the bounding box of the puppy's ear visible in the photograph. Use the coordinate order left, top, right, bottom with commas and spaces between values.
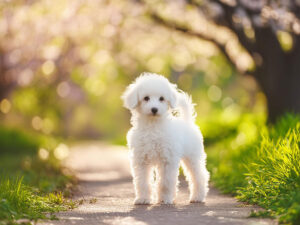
122, 83, 139, 110
168, 84, 178, 108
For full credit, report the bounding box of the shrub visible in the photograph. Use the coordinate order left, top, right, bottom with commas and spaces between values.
207, 114, 300, 224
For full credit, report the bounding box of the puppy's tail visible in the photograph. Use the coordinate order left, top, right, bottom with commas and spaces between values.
177, 91, 196, 123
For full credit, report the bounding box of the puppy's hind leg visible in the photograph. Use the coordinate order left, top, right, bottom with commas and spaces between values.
132, 163, 152, 205
182, 156, 209, 203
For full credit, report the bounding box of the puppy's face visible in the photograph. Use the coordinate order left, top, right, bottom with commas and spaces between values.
122, 73, 177, 118
138, 91, 169, 117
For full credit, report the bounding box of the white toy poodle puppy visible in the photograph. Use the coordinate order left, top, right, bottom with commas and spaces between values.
122, 72, 209, 205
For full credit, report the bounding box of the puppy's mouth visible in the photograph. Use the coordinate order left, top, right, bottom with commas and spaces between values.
149, 112, 160, 117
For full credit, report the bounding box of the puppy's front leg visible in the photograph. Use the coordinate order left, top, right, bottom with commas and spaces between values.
131, 162, 152, 205
157, 161, 180, 204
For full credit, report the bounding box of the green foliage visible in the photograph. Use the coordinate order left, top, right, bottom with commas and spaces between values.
203, 112, 264, 193
238, 116, 300, 224
0, 127, 74, 224
0, 176, 74, 224
0, 126, 72, 191
207, 114, 300, 224
0, 127, 39, 154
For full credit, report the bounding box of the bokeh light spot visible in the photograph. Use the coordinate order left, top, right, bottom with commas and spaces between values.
0, 99, 11, 114
147, 57, 164, 73
32, 116, 43, 130
18, 69, 34, 86
42, 60, 55, 76
54, 143, 69, 160
277, 31, 293, 52
230, 132, 246, 149
43, 45, 61, 60
57, 81, 70, 98
42, 118, 54, 134
38, 148, 49, 161
222, 97, 234, 108
208, 85, 222, 102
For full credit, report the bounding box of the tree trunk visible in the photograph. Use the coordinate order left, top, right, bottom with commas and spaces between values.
254, 29, 300, 123
264, 73, 300, 123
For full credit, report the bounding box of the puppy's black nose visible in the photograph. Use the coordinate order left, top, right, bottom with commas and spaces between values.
151, 108, 158, 115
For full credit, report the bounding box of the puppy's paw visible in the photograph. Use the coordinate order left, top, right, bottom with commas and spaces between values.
160, 200, 174, 205
157, 198, 174, 205
134, 198, 151, 205
190, 196, 205, 203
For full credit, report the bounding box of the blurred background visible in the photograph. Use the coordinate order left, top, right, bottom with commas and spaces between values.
2, 0, 283, 145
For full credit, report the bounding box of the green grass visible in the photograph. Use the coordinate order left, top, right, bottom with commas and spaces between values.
206, 114, 300, 224
0, 177, 71, 224
0, 126, 75, 225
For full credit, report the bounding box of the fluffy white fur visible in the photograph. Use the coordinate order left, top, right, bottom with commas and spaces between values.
122, 72, 209, 205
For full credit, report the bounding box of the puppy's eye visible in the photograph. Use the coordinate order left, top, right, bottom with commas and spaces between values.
144, 96, 150, 101
159, 96, 164, 101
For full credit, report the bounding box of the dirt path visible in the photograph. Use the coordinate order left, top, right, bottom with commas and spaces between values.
41, 142, 276, 225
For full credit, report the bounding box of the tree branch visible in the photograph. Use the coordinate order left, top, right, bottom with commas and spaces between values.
198, 0, 258, 54
149, 12, 238, 72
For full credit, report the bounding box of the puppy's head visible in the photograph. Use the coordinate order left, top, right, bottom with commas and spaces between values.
122, 72, 177, 117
